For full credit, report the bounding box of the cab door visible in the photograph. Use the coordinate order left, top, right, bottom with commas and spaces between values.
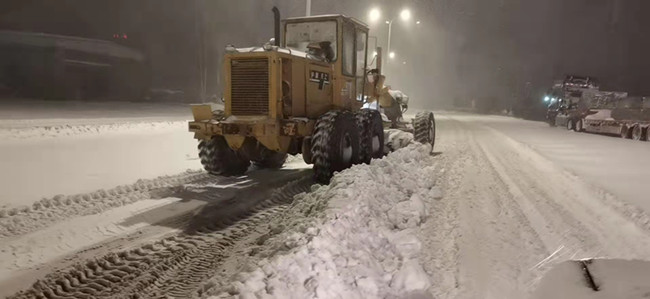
340, 20, 356, 109
340, 20, 369, 110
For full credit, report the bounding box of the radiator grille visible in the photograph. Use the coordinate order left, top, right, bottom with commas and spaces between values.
230, 58, 269, 116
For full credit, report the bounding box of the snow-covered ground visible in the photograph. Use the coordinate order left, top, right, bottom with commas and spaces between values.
207, 144, 440, 299
0, 120, 201, 208
532, 259, 650, 299
458, 113, 650, 216
3, 107, 650, 298
204, 112, 650, 298
0, 98, 191, 121
0, 100, 223, 209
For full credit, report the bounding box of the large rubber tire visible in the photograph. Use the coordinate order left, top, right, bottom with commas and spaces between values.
576, 119, 584, 132
566, 119, 575, 131
620, 125, 631, 139
311, 111, 360, 183
253, 147, 287, 169
632, 125, 643, 141
355, 109, 385, 164
413, 111, 436, 153
198, 136, 250, 176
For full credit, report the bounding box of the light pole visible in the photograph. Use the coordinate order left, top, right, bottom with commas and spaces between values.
368, 8, 413, 68
306, 0, 311, 16
386, 20, 393, 64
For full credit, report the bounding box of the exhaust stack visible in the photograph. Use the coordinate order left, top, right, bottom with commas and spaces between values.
272, 7, 280, 46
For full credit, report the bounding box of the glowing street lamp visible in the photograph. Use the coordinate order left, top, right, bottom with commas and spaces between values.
387, 9, 412, 66
369, 8, 381, 23
368, 8, 416, 68
400, 9, 411, 21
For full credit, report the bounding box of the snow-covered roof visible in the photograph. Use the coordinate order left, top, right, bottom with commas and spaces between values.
233, 46, 309, 58
283, 14, 368, 29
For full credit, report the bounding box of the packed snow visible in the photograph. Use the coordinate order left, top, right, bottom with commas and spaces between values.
208, 143, 441, 299
0, 98, 191, 121
3, 106, 650, 298
461, 113, 650, 216
532, 259, 650, 299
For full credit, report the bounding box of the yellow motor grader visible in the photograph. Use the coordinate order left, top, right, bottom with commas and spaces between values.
188, 8, 435, 183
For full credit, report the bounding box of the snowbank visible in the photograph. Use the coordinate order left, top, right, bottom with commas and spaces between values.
209, 144, 440, 299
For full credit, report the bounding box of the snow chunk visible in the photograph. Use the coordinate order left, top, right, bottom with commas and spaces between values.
390, 259, 432, 294
387, 194, 427, 229
384, 129, 415, 153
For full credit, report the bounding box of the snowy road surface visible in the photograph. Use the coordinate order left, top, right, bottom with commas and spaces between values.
0, 121, 201, 208
2, 110, 650, 298
423, 112, 650, 298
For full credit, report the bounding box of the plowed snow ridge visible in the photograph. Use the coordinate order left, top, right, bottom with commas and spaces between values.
208, 144, 440, 299
0, 170, 207, 238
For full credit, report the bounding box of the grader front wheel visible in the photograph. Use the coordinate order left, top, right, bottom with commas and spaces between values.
413, 111, 436, 153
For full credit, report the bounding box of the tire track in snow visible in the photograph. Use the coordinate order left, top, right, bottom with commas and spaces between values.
8, 173, 313, 299
477, 125, 650, 260
432, 113, 650, 298
0, 171, 211, 239
425, 116, 548, 299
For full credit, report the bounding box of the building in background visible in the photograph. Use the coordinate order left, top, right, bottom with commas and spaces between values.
0, 30, 148, 100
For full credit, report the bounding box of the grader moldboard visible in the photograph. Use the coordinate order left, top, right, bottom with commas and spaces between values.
188, 8, 435, 183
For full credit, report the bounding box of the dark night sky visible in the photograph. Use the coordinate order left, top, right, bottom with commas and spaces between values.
1, 0, 649, 108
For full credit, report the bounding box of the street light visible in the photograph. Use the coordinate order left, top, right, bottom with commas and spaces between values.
386, 9, 411, 67
400, 9, 411, 21
369, 8, 381, 22
389, 52, 395, 59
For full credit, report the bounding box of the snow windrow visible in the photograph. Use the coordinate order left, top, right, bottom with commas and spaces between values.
210, 144, 440, 299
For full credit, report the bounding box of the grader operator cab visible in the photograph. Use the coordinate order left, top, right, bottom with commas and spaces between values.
188, 9, 435, 183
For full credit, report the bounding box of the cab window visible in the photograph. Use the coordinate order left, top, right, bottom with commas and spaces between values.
341, 22, 355, 76
356, 29, 368, 99
285, 21, 337, 62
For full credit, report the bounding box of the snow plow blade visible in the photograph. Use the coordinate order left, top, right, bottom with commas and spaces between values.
532, 259, 650, 299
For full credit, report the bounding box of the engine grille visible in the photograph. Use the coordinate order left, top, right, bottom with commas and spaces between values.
230, 58, 269, 116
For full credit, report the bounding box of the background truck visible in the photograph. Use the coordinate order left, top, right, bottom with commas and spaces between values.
547, 75, 650, 140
